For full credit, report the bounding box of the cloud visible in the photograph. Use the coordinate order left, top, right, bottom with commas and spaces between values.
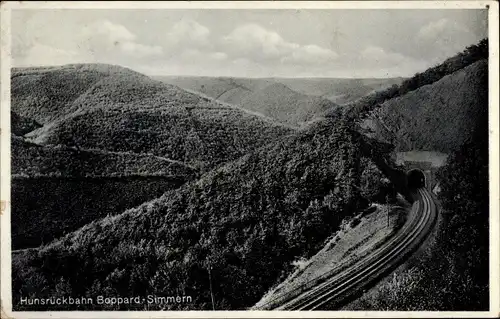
161, 19, 230, 63
223, 24, 297, 60
416, 18, 478, 61
82, 20, 136, 43
165, 19, 211, 50
13, 42, 82, 67
119, 42, 163, 58
359, 46, 428, 77
14, 19, 164, 67
417, 18, 471, 41
361, 46, 411, 65
12, 9, 486, 78
181, 49, 228, 62
281, 44, 338, 65
80, 20, 163, 58
222, 24, 338, 66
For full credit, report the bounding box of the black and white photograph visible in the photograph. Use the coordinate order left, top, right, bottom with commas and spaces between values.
0, 1, 498, 317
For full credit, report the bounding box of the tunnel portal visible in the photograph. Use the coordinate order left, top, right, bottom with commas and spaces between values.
407, 169, 426, 189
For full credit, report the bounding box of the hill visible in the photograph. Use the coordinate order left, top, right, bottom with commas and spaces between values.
11, 64, 144, 124
13, 64, 293, 172
154, 76, 273, 111
10, 40, 489, 312
26, 105, 293, 172
155, 76, 404, 107
11, 118, 391, 311
155, 76, 248, 101
277, 77, 405, 105
11, 136, 196, 250
360, 59, 488, 153
154, 76, 404, 126
11, 64, 294, 249
239, 82, 337, 126
342, 42, 489, 312
338, 38, 488, 123
12, 136, 195, 178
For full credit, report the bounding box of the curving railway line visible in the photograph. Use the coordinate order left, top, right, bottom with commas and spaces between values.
258, 187, 438, 310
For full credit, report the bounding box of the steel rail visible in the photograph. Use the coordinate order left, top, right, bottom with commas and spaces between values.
270, 188, 436, 311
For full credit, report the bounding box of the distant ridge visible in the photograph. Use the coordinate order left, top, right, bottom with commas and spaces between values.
239, 82, 337, 126
10, 63, 293, 251
13, 63, 293, 172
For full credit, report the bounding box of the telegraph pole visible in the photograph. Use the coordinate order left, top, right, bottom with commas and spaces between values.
387, 207, 390, 228
386, 195, 390, 228
209, 264, 215, 310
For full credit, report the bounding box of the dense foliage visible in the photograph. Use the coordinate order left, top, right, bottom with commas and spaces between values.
356, 106, 489, 311
12, 137, 196, 178
10, 37, 489, 311
359, 157, 396, 204
157, 76, 403, 107
432, 82, 489, 309
10, 63, 294, 252
10, 64, 141, 124
345, 55, 489, 312
17, 65, 293, 172
31, 106, 292, 172
239, 82, 337, 127
364, 59, 488, 152
12, 176, 187, 250
342, 38, 488, 121
11, 137, 196, 249
12, 119, 383, 310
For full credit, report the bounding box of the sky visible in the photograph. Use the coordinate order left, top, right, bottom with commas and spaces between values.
11, 8, 488, 78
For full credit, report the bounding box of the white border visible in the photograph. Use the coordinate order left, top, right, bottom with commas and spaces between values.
1, 1, 498, 318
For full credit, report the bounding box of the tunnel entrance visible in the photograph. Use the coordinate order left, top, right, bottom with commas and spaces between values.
407, 169, 426, 189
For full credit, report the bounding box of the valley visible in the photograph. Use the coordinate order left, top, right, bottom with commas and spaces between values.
155, 76, 404, 126
9, 38, 490, 312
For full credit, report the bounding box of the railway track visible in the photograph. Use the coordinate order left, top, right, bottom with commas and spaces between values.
258, 188, 437, 310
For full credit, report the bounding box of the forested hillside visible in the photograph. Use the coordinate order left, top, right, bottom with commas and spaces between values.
11, 64, 294, 251
11, 64, 144, 124
12, 137, 195, 178
156, 76, 402, 125
157, 76, 404, 106
239, 83, 336, 126
361, 59, 488, 152
19, 64, 293, 172
342, 39, 490, 311
11, 137, 196, 250
27, 106, 292, 172
10, 38, 490, 312
12, 118, 388, 310
278, 77, 404, 105
346, 59, 489, 311
340, 39, 488, 122
432, 107, 489, 309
